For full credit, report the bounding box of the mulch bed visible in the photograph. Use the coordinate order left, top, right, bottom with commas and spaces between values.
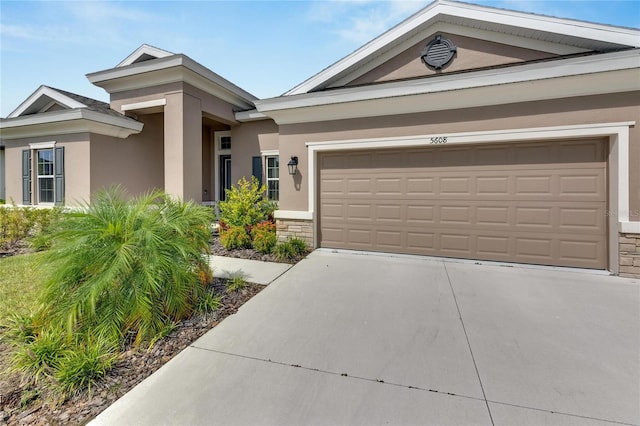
210, 234, 307, 264
0, 278, 264, 425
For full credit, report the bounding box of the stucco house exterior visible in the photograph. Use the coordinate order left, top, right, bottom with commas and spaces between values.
1, 0, 639, 277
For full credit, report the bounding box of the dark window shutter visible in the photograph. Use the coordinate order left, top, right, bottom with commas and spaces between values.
54, 147, 64, 205
22, 149, 31, 205
252, 156, 263, 187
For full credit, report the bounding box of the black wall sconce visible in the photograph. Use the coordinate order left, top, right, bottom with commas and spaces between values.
287, 156, 298, 175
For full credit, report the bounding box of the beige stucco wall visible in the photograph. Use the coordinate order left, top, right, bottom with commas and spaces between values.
0, 147, 5, 201
90, 113, 164, 198
348, 32, 556, 86
277, 91, 640, 219
230, 119, 279, 185
4, 133, 91, 206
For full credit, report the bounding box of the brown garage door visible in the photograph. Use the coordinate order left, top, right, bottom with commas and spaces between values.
318, 139, 607, 269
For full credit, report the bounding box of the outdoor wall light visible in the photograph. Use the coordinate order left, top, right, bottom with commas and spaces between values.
287, 156, 298, 175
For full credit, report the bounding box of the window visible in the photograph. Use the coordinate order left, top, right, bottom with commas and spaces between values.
220, 136, 231, 150
22, 145, 64, 206
37, 149, 54, 203
266, 155, 279, 201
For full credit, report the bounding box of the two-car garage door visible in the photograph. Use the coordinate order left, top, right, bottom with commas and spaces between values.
318, 139, 607, 269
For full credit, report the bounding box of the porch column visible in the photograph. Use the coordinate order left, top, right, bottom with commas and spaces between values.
164, 92, 202, 201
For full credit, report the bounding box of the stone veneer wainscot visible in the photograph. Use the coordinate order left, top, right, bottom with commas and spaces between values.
276, 219, 313, 246
619, 233, 640, 278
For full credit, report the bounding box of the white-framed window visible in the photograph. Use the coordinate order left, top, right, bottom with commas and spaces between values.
36, 148, 55, 203
220, 135, 231, 150
266, 155, 279, 201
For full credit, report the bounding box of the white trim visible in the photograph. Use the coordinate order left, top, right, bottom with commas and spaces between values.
620, 222, 640, 234
9, 86, 88, 118
235, 109, 269, 122
306, 122, 634, 274
0, 109, 143, 140
117, 44, 174, 68
260, 150, 279, 157
121, 98, 166, 112
29, 141, 56, 150
274, 210, 313, 221
285, 0, 640, 95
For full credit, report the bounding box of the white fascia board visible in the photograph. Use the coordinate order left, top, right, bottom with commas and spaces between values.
116, 44, 174, 67
88, 55, 257, 109
257, 50, 640, 116
121, 98, 167, 112
0, 109, 143, 139
285, 0, 639, 95
8, 86, 88, 118
235, 109, 270, 122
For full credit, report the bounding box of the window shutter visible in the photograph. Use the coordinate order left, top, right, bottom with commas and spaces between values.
22, 149, 31, 205
252, 156, 263, 187
54, 146, 65, 205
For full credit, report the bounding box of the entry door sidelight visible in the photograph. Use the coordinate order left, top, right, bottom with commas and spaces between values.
219, 155, 231, 201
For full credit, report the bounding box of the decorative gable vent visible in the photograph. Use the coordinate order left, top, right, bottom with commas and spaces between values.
421, 35, 457, 70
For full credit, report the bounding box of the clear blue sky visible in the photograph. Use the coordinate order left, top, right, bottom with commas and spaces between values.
1, 0, 638, 117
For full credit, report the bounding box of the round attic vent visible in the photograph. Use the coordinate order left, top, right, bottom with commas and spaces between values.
421, 35, 457, 70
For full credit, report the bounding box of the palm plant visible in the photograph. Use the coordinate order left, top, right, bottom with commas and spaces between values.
36, 187, 214, 347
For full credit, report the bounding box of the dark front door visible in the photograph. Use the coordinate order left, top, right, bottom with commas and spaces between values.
219, 155, 231, 201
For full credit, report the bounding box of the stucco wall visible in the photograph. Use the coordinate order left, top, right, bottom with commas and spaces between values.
276, 91, 640, 219
90, 113, 165, 198
230, 119, 279, 185
0, 147, 5, 201
4, 133, 91, 206
348, 32, 556, 86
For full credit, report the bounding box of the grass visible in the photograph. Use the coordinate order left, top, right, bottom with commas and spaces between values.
0, 252, 43, 321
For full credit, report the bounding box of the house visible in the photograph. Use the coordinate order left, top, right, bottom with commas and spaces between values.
1, 0, 639, 277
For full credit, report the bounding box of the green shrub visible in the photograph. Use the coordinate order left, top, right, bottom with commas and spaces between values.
36, 187, 214, 347
55, 336, 117, 395
0, 199, 5, 204
274, 237, 308, 262
0, 204, 63, 249
226, 274, 248, 292
220, 225, 251, 250
218, 177, 270, 227
251, 221, 276, 254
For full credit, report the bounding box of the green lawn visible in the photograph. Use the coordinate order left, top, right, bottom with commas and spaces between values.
0, 252, 44, 322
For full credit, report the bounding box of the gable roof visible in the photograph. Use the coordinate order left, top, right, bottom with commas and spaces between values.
116, 44, 174, 67
1, 86, 143, 140
285, 0, 640, 95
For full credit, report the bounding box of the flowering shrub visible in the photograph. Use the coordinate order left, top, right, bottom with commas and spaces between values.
251, 221, 277, 254
220, 225, 251, 250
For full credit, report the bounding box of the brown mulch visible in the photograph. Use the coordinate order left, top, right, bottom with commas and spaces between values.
0, 278, 264, 425
0, 241, 31, 259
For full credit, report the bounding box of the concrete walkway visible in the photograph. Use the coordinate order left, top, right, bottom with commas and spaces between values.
93, 251, 640, 426
209, 255, 291, 285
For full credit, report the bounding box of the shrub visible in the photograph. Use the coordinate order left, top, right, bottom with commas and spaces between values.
218, 177, 269, 227
220, 225, 251, 250
251, 221, 277, 254
11, 328, 67, 384
36, 187, 214, 346
274, 237, 308, 262
226, 274, 248, 293
0, 204, 63, 250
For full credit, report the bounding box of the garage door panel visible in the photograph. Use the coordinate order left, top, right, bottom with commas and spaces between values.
318, 139, 607, 269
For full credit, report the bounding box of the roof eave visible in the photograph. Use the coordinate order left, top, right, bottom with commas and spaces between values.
87, 55, 258, 110
0, 109, 143, 140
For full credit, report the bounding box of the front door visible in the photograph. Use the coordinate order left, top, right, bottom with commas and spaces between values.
219, 155, 231, 201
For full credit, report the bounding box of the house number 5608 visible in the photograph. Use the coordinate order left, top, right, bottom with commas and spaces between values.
430, 136, 447, 144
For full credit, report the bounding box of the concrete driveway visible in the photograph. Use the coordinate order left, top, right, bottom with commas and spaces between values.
93, 250, 640, 426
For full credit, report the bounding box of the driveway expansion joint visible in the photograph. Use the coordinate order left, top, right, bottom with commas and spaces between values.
189, 344, 485, 403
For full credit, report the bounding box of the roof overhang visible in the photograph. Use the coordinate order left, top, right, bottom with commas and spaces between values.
256, 50, 640, 124
285, 0, 640, 95
0, 109, 143, 140
87, 55, 257, 111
